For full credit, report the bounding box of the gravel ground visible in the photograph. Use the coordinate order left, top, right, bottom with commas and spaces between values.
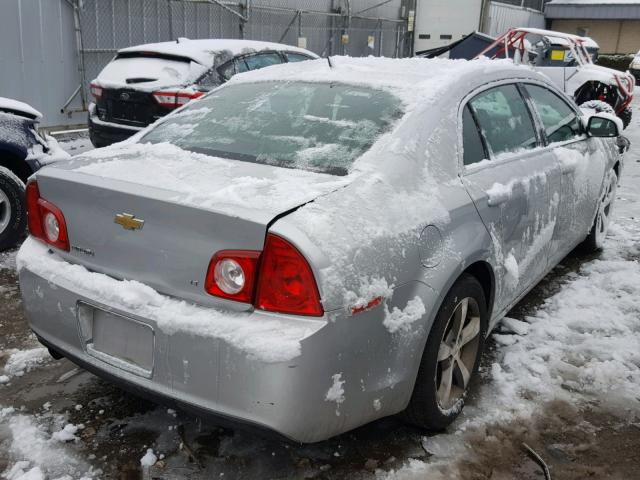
0, 103, 639, 480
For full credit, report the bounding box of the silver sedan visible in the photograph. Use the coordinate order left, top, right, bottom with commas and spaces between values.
17, 57, 622, 442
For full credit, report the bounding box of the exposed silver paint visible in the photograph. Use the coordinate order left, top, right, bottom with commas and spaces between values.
18, 66, 621, 442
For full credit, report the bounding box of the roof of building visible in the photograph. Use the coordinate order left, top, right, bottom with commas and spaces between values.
546, 0, 640, 19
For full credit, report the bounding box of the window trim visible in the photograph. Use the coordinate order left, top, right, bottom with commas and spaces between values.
519, 82, 587, 148
462, 104, 489, 167
284, 51, 315, 62
458, 80, 542, 172
238, 50, 284, 71
458, 78, 586, 175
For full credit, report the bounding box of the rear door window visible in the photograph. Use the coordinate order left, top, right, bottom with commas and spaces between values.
217, 61, 236, 82
197, 68, 221, 88
286, 52, 314, 62
243, 52, 283, 70
468, 84, 538, 157
523, 84, 583, 144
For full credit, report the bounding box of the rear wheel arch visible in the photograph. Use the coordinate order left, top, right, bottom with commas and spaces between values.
462, 261, 495, 318
0, 149, 33, 184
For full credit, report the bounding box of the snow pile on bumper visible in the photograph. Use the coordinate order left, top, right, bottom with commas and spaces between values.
17, 237, 324, 363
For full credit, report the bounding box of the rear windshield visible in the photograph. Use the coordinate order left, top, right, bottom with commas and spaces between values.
99, 53, 194, 86
141, 81, 402, 175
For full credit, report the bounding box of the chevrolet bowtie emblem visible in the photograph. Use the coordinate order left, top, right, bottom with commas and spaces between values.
114, 213, 145, 231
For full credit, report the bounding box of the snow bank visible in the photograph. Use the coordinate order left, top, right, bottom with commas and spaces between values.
17, 238, 324, 363
0, 410, 96, 480
3, 347, 51, 379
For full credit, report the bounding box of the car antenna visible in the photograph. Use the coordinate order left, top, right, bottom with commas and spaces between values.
327, 56, 334, 69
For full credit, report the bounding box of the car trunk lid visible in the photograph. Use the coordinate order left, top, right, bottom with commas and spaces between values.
34, 146, 350, 308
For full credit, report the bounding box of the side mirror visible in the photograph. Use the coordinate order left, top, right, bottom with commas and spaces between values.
587, 115, 619, 138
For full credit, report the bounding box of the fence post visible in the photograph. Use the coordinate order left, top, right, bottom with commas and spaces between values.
69, 0, 88, 111
168, 0, 174, 40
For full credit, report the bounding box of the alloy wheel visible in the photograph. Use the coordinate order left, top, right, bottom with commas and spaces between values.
595, 172, 617, 244
0, 189, 11, 235
435, 297, 481, 411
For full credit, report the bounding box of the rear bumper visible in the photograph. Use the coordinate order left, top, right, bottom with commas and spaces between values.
88, 110, 143, 147
18, 238, 436, 442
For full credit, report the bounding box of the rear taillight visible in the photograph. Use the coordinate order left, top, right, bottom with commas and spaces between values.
205, 250, 260, 303
152, 90, 204, 109
205, 234, 324, 317
25, 181, 70, 252
255, 234, 324, 317
90, 82, 102, 100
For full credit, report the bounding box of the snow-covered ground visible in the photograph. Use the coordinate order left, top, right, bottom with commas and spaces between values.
0, 104, 639, 478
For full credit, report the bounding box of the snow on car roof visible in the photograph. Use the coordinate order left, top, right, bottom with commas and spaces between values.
228, 56, 538, 108
0, 97, 42, 120
118, 38, 318, 66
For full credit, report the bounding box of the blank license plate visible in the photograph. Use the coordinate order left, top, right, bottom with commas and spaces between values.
78, 304, 154, 377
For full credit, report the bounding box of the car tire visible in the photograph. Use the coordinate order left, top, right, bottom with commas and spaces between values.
402, 273, 488, 431
0, 166, 27, 251
582, 168, 618, 252
618, 107, 632, 130
579, 99, 615, 115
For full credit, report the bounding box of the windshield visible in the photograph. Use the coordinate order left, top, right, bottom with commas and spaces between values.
141, 81, 403, 176
99, 53, 195, 86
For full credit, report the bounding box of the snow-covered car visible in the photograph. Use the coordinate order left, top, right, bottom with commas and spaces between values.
18, 57, 622, 442
88, 38, 318, 147
476, 28, 635, 129
629, 50, 640, 83
0, 97, 68, 250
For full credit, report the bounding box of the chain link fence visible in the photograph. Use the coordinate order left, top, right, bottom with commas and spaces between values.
77, 0, 406, 88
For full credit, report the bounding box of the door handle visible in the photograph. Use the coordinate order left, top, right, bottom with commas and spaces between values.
488, 196, 508, 207
486, 183, 511, 207
561, 163, 576, 174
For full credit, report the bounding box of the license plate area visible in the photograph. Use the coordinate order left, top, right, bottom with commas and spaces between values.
77, 302, 154, 378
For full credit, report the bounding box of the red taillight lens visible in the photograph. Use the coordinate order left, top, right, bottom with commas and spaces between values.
152, 90, 204, 109
26, 181, 44, 239
25, 180, 70, 251
255, 234, 324, 317
205, 250, 260, 303
205, 235, 324, 317
90, 82, 102, 100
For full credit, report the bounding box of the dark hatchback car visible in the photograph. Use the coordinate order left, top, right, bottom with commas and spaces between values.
88, 38, 318, 147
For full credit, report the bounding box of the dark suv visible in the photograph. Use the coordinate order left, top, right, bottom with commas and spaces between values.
0, 98, 68, 250
88, 38, 318, 147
